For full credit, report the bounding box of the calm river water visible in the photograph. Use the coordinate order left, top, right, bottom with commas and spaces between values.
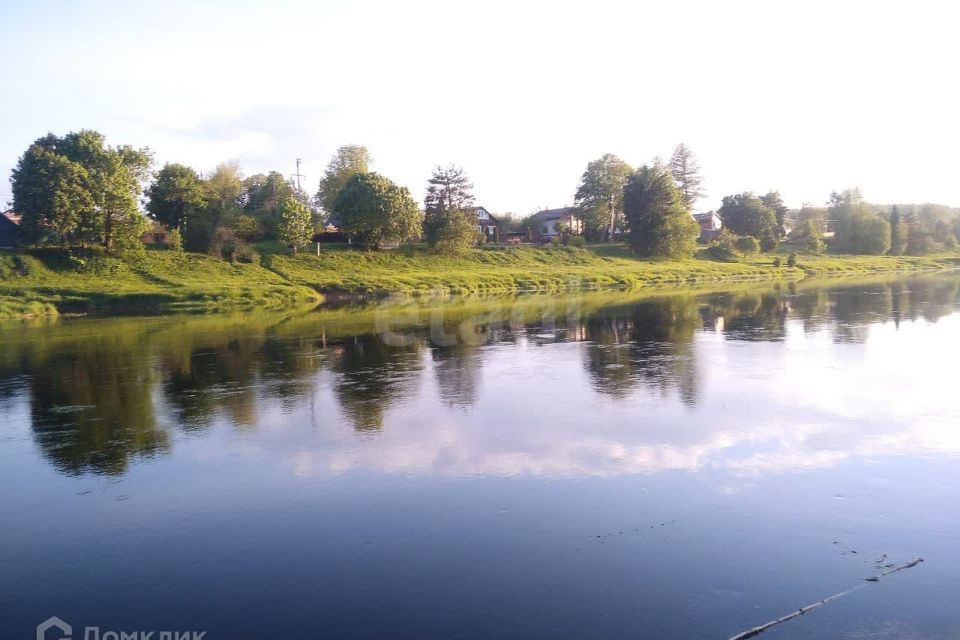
2, 275, 960, 639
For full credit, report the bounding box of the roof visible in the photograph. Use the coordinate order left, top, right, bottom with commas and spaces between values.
531, 207, 576, 222
464, 206, 497, 223
692, 211, 720, 221
1, 210, 21, 226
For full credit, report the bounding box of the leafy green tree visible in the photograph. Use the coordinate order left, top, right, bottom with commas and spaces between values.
797, 205, 828, 235
430, 210, 477, 254
718, 192, 779, 251
182, 161, 245, 253
889, 205, 908, 255
12, 130, 151, 252
146, 163, 206, 233
795, 219, 826, 254
904, 204, 957, 255
317, 145, 372, 215
11, 142, 93, 245
277, 197, 314, 254
760, 191, 788, 237
669, 143, 705, 210
100, 144, 153, 252
243, 171, 295, 214
423, 165, 476, 248
333, 173, 423, 248
830, 189, 891, 255
573, 154, 633, 241
231, 214, 263, 241
203, 161, 244, 227
622, 164, 699, 258
48, 130, 152, 252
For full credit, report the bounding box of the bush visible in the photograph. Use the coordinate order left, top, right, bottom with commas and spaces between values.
733, 235, 761, 256
944, 235, 958, 251
429, 210, 478, 255
233, 244, 260, 264
168, 228, 184, 253
773, 257, 782, 268
707, 230, 760, 262
567, 235, 586, 248
209, 226, 258, 262
232, 214, 264, 242
787, 252, 798, 268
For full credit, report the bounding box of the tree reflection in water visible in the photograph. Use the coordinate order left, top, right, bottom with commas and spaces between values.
2, 273, 959, 476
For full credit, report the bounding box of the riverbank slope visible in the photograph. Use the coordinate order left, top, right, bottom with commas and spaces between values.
0, 245, 956, 319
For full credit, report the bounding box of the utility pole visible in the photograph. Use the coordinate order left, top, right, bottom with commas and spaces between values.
291, 158, 305, 195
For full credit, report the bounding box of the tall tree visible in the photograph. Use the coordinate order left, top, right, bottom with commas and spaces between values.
316, 145, 372, 215
718, 192, 780, 251
829, 190, 891, 255
333, 173, 423, 248
797, 204, 828, 235
889, 205, 908, 255
669, 143, 705, 210
760, 191, 788, 237
146, 163, 206, 233
424, 164, 475, 214
573, 154, 633, 241
277, 196, 313, 254
423, 164, 476, 247
11, 141, 93, 245
203, 161, 244, 228
50, 130, 152, 251
243, 171, 295, 214
11, 130, 151, 251
622, 164, 699, 258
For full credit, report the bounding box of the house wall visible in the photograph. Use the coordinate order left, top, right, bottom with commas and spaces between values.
0, 220, 19, 248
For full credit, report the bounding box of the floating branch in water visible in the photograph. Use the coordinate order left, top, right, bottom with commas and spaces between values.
726, 557, 924, 640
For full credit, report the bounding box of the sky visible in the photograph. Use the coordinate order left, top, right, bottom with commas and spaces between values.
1, 0, 957, 215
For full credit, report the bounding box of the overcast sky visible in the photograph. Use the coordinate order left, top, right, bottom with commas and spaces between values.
1, 0, 956, 214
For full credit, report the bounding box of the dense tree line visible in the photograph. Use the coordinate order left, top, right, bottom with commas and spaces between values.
9, 130, 960, 261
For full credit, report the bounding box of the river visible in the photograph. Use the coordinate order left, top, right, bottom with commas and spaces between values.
2, 274, 959, 639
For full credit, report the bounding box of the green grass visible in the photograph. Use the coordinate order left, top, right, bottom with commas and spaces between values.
266, 244, 959, 297
0, 244, 957, 320
0, 247, 320, 317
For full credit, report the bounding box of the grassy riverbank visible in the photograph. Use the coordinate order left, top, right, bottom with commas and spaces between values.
0, 244, 957, 319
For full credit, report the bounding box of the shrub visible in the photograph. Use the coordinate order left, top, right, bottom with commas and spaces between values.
787, 252, 798, 268
567, 235, 586, 248
208, 226, 241, 261
233, 243, 260, 264
168, 228, 184, 253
773, 256, 782, 268
232, 214, 264, 242
733, 235, 761, 256
707, 230, 760, 262
944, 235, 958, 251
429, 210, 478, 255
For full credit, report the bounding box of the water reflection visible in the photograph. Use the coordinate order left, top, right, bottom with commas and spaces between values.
330, 333, 423, 432
584, 296, 699, 404
2, 273, 960, 477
